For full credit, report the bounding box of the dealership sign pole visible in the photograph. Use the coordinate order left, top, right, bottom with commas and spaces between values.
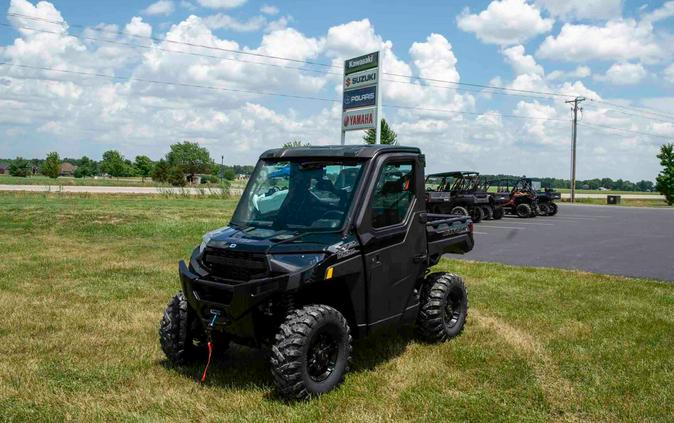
341, 51, 380, 144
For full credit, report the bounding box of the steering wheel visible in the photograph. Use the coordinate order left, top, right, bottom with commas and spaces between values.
320, 210, 344, 220
265, 186, 279, 196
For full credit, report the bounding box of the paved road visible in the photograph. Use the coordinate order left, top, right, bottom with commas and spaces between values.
465, 204, 674, 281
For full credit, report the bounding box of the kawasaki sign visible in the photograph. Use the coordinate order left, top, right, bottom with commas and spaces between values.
341, 51, 381, 143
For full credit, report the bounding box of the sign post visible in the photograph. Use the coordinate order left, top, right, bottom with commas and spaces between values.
341, 51, 380, 145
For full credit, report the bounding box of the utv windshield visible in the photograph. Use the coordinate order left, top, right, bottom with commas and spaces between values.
230, 159, 365, 232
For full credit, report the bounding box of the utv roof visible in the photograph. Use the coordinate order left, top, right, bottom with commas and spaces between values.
260, 145, 421, 159
427, 171, 480, 178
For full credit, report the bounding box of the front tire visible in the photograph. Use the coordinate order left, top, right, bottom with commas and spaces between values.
516, 203, 532, 218
548, 202, 558, 216
481, 206, 493, 220
270, 305, 352, 400
492, 207, 504, 220
159, 292, 208, 365
537, 203, 550, 216
417, 273, 468, 343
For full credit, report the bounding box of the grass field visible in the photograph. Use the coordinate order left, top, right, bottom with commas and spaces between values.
561, 198, 672, 207
0, 175, 249, 189
0, 193, 672, 422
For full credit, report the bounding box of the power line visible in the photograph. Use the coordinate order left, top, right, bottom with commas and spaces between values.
4, 12, 579, 100
589, 98, 674, 122
0, 61, 571, 123
0, 23, 565, 102
579, 122, 672, 140
583, 103, 674, 125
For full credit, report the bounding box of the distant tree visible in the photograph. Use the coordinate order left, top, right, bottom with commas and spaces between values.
167, 165, 187, 187
100, 150, 128, 177
283, 139, 311, 148
223, 169, 236, 180
74, 156, 97, 178
9, 157, 30, 177
655, 143, 674, 206
363, 119, 397, 145
151, 159, 171, 183
166, 141, 212, 183
134, 155, 154, 181
636, 180, 654, 192
42, 152, 61, 179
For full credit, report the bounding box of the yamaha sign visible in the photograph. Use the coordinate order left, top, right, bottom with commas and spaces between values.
341, 51, 380, 140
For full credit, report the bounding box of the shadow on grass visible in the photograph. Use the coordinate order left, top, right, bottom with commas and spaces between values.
159, 325, 417, 402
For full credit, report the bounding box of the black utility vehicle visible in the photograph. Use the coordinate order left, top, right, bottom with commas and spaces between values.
526, 179, 560, 216
425, 171, 491, 222
159, 145, 474, 399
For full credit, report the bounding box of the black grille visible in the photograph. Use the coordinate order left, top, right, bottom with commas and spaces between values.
202, 248, 269, 281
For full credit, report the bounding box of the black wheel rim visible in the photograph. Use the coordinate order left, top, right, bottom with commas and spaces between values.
307, 328, 340, 382
443, 290, 464, 328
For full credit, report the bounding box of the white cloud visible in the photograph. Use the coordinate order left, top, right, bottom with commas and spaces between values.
203, 14, 266, 32
125, 17, 152, 38
537, 20, 666, 64
642, 1, 674, 23
535, 0, 621, 20
143, 0, 175, 16
260, 4, 279, 15
664, 63, 674, 84
596, 62, 647, 85
196, 0, 246, 9
547, 66, 591, 81
502, 45, 544, 76
456, 0, 553, 45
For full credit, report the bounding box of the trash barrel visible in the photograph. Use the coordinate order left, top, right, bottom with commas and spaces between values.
607, 195, 621, 205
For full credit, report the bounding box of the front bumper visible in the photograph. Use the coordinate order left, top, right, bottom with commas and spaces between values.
179, 258, 291, 342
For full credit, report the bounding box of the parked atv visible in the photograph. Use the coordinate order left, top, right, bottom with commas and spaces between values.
425, 171, 491, 223
159, 145, 474, 400
490, 178, 539, 218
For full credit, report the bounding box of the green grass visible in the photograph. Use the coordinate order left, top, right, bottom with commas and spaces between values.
0, 193, 672, 422
562, 198, 673, 207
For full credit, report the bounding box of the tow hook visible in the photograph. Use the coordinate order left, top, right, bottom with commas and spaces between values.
200, 310, 221, 383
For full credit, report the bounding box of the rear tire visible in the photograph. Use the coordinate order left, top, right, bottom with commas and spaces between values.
159, 292, 209, 365
492, 207, 504, 220
481, 206, 493, 220
470, 206, 484, 223
548, 202, 558, 216
515, 203, 532, 218
417, 273, 468, 343
270, 305, 352, 400
450, 206, 469, 216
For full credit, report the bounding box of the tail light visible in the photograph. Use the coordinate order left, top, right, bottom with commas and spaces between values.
468, 222, 474, 233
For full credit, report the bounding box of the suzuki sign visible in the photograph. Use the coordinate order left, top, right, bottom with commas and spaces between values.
341, 51, 381, 141
343, 68, 378, 91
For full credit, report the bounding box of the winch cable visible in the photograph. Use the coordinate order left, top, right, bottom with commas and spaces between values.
200, 311, 220, 383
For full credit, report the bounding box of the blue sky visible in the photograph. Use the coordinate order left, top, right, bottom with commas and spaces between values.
0, 0, 673, 181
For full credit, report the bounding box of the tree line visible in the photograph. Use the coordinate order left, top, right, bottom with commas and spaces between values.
1, 142, 255, 186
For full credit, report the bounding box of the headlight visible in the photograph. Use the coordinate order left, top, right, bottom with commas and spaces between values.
198, 229, 220, 255
269, 254, 325, 273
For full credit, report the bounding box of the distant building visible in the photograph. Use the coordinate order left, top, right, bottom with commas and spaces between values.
60, 162, 78, 176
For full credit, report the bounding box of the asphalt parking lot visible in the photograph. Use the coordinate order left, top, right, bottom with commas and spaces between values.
464, 204, 674, 282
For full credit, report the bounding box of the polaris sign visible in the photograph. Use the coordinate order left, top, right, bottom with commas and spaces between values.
343, 86, 377, 110
344, 68, 378, 91
341, 51, 381, 140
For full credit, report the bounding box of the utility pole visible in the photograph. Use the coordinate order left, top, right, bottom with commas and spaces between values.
220, 155, 224, 183
565, 97, 585, 203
